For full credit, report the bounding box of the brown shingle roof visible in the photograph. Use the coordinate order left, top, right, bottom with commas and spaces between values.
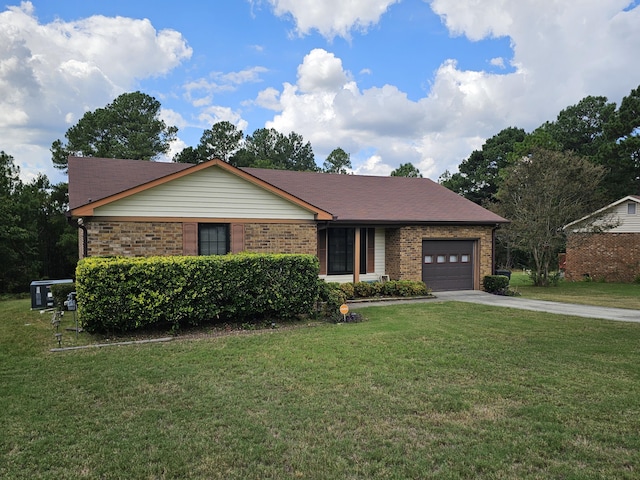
68, 156, 190, 210
68, 157, 507, 224
244, 168, 507, 224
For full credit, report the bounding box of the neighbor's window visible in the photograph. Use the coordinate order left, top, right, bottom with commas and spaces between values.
628, 203, 637, 215
199, 224, 229, 255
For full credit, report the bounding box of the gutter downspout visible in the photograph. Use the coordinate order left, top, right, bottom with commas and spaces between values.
67, 213, 88, 258
492, 224, 498, 275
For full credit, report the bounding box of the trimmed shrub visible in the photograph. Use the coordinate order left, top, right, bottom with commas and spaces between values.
382, 280, 430, 297
317, 280, 347, 321
483, 275, 510, 295
76, 254, 319, 333
335, 279, 430, 299
50, 283, 76, 311
353, 281, 375, 298
339, 282, 355, 300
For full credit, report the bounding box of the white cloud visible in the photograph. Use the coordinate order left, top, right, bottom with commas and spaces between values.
297, 49, 349, 93
161, 137, 188, 163
265, 48, 431, 174
490, 57, 505, 68
429, 0, 640, 104
254, 87, 282, 111
352, 155, 392, 176
197, 106, 248, 132
262, 1, 640, 179
263, 0, 400, 39
160, 108, 188, 131
184, 67, 268, 110
0, 1, 192, 183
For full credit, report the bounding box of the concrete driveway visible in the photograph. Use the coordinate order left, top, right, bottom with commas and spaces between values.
350, 290, 640, 323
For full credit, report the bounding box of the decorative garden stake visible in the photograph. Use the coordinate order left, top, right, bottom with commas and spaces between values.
339, 304, 349, 322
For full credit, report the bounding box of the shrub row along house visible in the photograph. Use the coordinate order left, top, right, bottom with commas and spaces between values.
564, 195, 640, 283
67, 157, 508, 291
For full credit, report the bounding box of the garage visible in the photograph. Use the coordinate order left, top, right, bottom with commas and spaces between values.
422, 240, 475, 291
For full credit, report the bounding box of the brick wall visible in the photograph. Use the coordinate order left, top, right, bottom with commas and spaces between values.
565, 233, 640, 282
83, 220, 497, 286
385, 228, 401, 280
85, 221, 184, 257
243, 223, 317, 255
385, 225, 495, 286
83, 220, 317, 258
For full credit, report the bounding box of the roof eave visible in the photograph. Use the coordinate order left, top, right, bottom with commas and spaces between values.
326, 219, 510, 226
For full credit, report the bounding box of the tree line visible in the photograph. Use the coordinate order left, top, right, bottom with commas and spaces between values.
440, 85, 640, 285
0, 152, 77, 293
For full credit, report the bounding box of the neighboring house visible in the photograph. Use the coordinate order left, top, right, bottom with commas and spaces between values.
563, 195, 640, 282
67, 157, 508, 291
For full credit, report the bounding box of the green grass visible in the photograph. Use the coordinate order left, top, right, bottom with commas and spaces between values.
509, 272, 640, 310
2, 298, 640, 479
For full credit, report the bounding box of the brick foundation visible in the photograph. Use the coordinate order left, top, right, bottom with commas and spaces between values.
385, 225, 495, 287
565, 233, 640, 282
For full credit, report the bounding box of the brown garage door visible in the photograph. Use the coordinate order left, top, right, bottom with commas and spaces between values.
422, 240, 474, 291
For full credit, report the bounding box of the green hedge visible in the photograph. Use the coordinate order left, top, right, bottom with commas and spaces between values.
483, 275, 510, 294
339, 280, 430, 299
76, 254, 320, 333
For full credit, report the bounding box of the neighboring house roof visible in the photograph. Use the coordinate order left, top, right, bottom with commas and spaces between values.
564, 195, 640, 231
68, 157, 508, 225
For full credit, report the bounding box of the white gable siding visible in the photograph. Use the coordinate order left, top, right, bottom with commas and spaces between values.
587, 202, 640, 233
613, 201, 640, 232
93, 166, 316, 220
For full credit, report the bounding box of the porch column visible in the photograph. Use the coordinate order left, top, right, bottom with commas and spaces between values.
353, 228, 360, 283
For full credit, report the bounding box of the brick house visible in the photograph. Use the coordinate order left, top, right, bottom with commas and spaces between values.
564, 195, 640, 282
68, 157, 508, 291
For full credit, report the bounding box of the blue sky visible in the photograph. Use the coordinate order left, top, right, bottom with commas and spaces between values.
2, 0, 639, 185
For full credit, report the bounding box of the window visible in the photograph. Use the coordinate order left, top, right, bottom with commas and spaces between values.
424, 255, 433, 264
198, 224, 229, 255
461, 254, 470, 263
436, 255, 446, 263
327, 228, 368, 275
628, 203, 637, 215
328, 228, 354, 275
449, 254, 458, 263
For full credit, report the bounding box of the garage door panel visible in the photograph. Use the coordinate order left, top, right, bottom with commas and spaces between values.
422, 240, 474, 291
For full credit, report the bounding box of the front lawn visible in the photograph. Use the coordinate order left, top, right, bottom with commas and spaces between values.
509, 271, 640, 310
2, 298, 640, 479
